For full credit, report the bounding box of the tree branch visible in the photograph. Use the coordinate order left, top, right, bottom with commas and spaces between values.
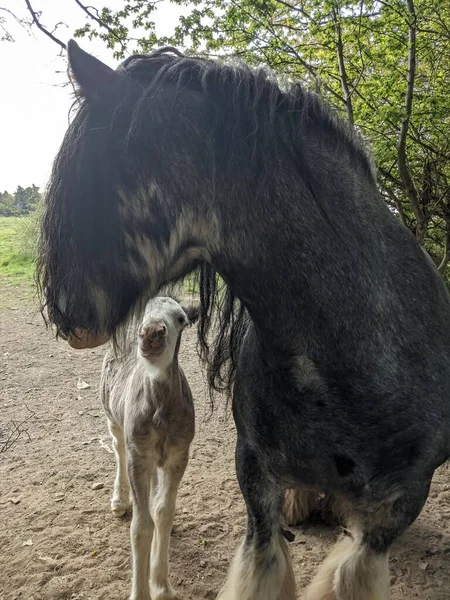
23, 0, 66, 50
0, 6, 29, 27
72, 0, 128, 55
332, 4, 354, 125
274, 0, 312, 19
438, 191, 450, 273
382, 184, 408, 226
438, 226, 450, 273
379, 166, 403, 189
397, 0, 424, 240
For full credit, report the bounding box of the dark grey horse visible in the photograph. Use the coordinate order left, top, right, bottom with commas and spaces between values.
38, 40, 450, 600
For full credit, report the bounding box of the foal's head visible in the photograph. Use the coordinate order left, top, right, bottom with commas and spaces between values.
137, 297, 199, 372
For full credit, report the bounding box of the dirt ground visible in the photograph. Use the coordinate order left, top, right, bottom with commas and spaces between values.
1, 281, 449, 600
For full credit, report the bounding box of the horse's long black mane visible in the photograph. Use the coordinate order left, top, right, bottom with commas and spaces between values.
119, 47, 373, 177
39, 46, 375, 402
118, 48, 375, 400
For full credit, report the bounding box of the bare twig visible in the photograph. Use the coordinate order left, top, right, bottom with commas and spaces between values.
23, 0, 66, 50
0, 405, 36, 453
0, 6, 30, 40
0, 6, 28, 26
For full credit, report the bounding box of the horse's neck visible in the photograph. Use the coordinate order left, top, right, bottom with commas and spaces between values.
207, 188, 368, 357
210, 226, 305, 354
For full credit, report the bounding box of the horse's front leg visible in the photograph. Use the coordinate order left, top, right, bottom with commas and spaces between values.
217, 437, 296, 600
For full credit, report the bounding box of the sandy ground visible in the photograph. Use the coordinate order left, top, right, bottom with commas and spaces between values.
1, 280, 449, 600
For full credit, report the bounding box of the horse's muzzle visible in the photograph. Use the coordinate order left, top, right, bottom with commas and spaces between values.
66, 328, 111, 349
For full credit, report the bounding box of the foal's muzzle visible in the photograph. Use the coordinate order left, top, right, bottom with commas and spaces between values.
139, 323, 167, 357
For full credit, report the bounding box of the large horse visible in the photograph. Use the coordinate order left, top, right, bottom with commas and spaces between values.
38, 40, 450, 600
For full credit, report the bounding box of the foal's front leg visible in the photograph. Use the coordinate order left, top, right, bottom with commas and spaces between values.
150, 447, 189, 600
128, 445, 155, 600
108, 421, 131, 517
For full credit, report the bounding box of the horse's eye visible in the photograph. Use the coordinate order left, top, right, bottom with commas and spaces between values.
178, 316, 185, 325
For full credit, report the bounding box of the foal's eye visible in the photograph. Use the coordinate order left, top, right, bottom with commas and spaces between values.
178, 316, 185, 325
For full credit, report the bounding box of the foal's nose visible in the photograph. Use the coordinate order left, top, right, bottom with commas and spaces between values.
139, 323, 167, 340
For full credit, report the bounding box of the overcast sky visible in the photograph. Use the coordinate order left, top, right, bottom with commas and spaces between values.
0, 0, 185, 193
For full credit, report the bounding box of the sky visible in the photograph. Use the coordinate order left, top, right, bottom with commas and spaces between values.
0, 0, 185, 193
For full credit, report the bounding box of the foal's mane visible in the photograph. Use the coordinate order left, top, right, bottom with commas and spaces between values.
116, 48, 375, 402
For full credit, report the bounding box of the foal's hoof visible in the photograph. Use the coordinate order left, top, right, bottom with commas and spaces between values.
151, 582, 178, 600
153, 593, 179, 600
111, 498, 131, 517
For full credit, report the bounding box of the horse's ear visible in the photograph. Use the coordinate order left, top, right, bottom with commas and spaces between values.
67, 39, 119, 101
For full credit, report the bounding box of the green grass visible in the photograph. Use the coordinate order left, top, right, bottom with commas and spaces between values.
0, 216, 36, 283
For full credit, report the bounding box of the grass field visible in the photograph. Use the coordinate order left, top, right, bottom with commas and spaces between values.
0, 216, 36, 283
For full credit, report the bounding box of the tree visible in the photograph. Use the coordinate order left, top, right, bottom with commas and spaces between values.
0, 185, 42, 216
0, 190, 17, 216
13, 184, 41, 215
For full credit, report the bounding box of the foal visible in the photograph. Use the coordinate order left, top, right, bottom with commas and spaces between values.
100, 297, 197, 600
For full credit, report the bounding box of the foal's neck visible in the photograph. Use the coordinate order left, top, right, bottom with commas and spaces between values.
140, 350, 180, 385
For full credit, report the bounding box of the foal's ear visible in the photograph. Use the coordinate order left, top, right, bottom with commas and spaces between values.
68, 39, 120, 101
184, 305, 200, 325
